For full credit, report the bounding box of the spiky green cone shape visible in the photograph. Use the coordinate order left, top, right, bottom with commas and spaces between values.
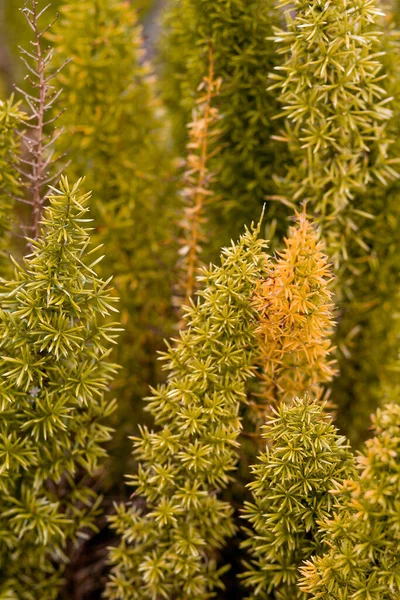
270, 0, 400, 442
161, 0, 286, 252
300, 403, 400, 599
50, 0, 178, 475
241, 398, 356, 600
0, 177, 119, 598
106, 227, 270, 600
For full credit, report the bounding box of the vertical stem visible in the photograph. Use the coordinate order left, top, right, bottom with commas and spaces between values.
178, 45, 221, 310
30, 0, 46, 239
184, 55, 214, 300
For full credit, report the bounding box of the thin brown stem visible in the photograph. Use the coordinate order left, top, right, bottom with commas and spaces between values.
30, 1, 46, 237
15, 1, 66, 243
176, 46, 222, 314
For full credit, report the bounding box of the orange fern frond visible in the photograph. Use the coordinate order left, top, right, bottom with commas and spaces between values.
252, 211, 337, 415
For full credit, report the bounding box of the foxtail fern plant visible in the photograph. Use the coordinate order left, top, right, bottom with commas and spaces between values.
0, 177, 119, 598
270, 0, 400, 442
241, 398, 356, 600
161, 0, 285, 252
270, 0, 395, 237
106, 226, 270, 600
251, 213, 336, 418
329, 4, 400, 440
50, 0, 178, 477
300, 403, 400, 599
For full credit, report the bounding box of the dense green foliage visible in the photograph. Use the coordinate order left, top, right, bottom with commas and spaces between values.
300, 403, 400, 599
161, 0, 285, 250
270, 0, 400, 442
270, 0, 394, 226
0, 178, 118, 598
328, 4, 400, 442
106, 227, 270, 600
242, 398, 356, 599
50, 0, 178, 474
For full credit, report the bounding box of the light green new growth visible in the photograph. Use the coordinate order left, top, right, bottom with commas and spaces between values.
300, 403, 400, 599
0, 177, 119, 598
241, 398, 356, 599
106, 227, 270, 600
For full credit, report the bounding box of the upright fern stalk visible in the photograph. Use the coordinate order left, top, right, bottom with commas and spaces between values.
300, 403, 400, 599
270, 0, 400, 442
106, 227, 270, 600
0, 178, 119, 599
251, 213, 336, 418
14, 1, 67, 240
241, 398, 356, 600
175, 47, 222, 312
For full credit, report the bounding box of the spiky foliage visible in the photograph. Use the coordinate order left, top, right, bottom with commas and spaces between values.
0, 177, 119, 598
50, 0, 178, 474
175, 48, 222, 311
241, 398, 356, 600
328, 5, 400, 441
270, 0, 395, 242
270, 0, 400, 442
106, 227, 270, 600
300, 403, 400, 599
161, 0, 285, 252
0, 95, 26, 246
251, 213, 336, 418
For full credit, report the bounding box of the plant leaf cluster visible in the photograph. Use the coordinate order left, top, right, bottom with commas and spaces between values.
50, 0, 179, 479
161, 0, 286, 253
106, 227, 270, 600
270, 0, 400, 443
300, 403, 400, 599
0, 177, 119, 598
252, 213, 336, 417
241, 398, 356, 599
